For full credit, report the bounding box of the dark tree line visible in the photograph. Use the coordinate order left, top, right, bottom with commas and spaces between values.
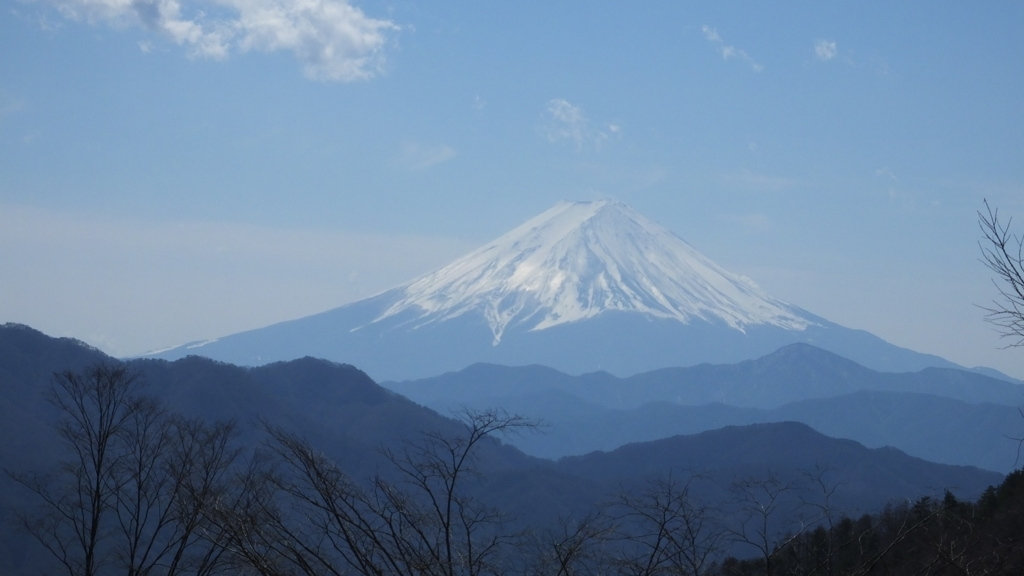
719, 476, 1024, 576
11, 363, 1024, 576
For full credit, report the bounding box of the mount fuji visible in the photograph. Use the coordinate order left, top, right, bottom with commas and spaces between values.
149, 200, 964, 381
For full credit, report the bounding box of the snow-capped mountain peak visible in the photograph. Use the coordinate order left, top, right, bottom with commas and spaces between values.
372, 200, 812, 344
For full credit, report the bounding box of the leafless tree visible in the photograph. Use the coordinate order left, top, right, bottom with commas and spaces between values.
222, 409, 534, 576
979, 200, 1024, 348
10, 364, 141, 576
726, 473, 808, 576
785, 466, 846, 576
611, 474, 726, 576
8, 364, 240, 576
524, 513, 614, 576
154, 416, 239, 575
380, 409, 534, 576
979, 201, 1024, 463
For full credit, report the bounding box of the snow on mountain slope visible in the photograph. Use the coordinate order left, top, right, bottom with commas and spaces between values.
146, 199, 977, 380
372, 200, 813, 344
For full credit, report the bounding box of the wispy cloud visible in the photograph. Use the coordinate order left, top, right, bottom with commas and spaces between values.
814, 39, 837, 61
400, 140, 457, 170
701, 25, 762, 72
721, 169, 798, 192
543, 99, 617, 151
38, 0, 398, 81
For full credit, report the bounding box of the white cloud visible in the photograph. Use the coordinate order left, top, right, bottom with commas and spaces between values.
814, 39, 837, 61
231, 0, 397, 80
400, 140, 457, 170
545, 99, 587, 147
701, 25, 762, 72
40, 0, 397, 81
543, 99, 615, 151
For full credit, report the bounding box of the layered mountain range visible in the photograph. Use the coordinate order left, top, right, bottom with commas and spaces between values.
149, 200, 970, 381
5, 202, 1023, 574
386, 344, 1024, 473
0, 324, 1007, 574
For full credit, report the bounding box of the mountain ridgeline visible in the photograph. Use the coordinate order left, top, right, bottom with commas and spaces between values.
0, 323, 1012, 575
6, 200, 1024, 574
146, 200, 976, 381
386, 344, 1024, 473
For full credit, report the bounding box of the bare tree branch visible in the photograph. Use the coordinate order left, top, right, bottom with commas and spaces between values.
229, 409, 535, 576
978, 200, 1024, 347
8, 364, 241, 576
610, 473, 725, 576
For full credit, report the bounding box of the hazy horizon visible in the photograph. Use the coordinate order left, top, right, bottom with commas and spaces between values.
2, 2, 1023, 379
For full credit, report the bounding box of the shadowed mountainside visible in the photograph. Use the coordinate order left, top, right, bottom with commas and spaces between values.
0, 324, 1010, 574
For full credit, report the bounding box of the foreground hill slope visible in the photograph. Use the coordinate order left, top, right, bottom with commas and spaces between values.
147, 201, 977, 381
0, 324, 1008, 573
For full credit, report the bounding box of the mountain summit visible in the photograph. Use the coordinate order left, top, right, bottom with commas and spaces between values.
150, 201, 960, 380
375, 200, 810, 345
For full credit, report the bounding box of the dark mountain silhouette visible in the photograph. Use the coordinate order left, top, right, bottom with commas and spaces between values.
0, 324, 1009, 573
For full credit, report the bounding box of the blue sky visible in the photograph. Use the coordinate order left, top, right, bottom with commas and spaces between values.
2, 1, 1024, 378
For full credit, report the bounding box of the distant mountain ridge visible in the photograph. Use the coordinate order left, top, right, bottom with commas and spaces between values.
0, 323, 1007, 573
385, 343, 1024, 472
387, 343, 1024, 410
555, 421, 998, 506
146, 201, 988, 381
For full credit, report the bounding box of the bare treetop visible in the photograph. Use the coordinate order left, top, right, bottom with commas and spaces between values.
979, 200, 1024, 348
